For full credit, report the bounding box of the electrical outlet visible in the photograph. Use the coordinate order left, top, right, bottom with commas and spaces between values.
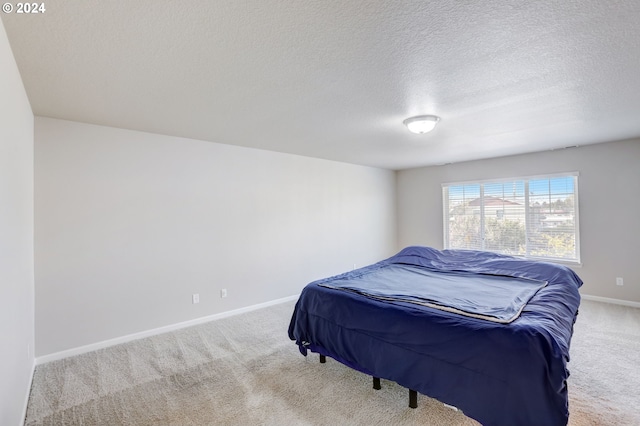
192, 293, 200, 304
616, 277, 624, 286
220, 288, 228, 298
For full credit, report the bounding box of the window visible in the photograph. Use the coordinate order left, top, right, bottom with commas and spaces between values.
443, 174, 580, 263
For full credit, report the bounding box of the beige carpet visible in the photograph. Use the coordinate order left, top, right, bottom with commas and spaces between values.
25, 299, 640, 425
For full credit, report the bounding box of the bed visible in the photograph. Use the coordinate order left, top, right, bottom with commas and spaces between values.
288, 246, 582, 426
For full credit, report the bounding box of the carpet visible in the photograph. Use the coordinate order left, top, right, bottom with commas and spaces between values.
25, 299, 640, 425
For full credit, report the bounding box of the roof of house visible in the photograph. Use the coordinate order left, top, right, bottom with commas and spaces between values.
468, 196, 522, 207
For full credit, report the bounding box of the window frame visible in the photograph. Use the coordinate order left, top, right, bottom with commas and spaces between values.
442, 172, 581, 264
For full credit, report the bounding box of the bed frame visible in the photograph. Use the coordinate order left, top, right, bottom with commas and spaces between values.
318, 353, 418, 407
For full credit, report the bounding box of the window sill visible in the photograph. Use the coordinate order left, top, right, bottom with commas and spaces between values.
525, 257, 582, 268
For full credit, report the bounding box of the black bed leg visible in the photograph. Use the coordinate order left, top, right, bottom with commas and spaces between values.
373, 377, 381, 390
409, 389, 417, 409
319, 354, 326, 364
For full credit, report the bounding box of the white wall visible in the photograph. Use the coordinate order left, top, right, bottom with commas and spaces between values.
0, 19, 35, 426
34, 117, 397, 357
397, 140, 640, 303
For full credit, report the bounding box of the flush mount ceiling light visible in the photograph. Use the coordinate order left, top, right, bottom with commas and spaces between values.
403, 115, 440, 134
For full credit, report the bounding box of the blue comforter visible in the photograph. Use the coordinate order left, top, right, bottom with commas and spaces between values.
288, 246, 582, 426
318, 264, 548, 323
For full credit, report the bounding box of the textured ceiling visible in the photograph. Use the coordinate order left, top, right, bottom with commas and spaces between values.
3, 0, 640, 170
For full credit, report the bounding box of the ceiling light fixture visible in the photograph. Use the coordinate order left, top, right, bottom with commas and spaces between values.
403, 115, 440, 134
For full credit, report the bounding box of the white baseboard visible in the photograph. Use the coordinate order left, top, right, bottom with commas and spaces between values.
36, 294, 299, 365
581, 294, 640, 309
21, 358, 36, 426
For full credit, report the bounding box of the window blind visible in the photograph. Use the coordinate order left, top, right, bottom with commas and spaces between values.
443, 174, 579, 262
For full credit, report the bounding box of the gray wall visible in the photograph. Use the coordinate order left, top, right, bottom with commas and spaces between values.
0, 19, 35, 426
397, 140, 640, 302
34, 117, 397, 357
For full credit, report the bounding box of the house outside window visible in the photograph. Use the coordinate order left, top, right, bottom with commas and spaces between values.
442, 174, 580, 263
